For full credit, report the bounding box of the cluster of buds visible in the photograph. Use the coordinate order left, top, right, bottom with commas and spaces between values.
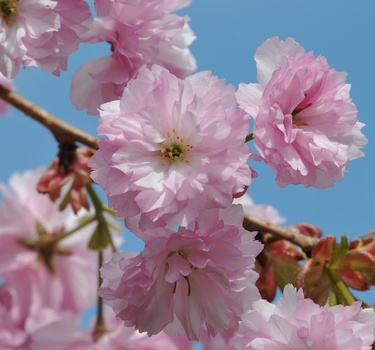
37, 143, 94, 213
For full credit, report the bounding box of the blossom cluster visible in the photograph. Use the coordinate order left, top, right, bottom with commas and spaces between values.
70, 0, 197, 115
91, 64, 263, 340
0, 168, 98, 347
0, 0, 374, 348
0, 168, 195, 349
90, 37, 370, 344
0, 0, 92, 78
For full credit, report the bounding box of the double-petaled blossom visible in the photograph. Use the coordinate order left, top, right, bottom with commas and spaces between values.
236, 37, 367, 188
90, 65, 253, 229
235, 284, 375, 350
234, 193, 285, 225
0, 273, 89, 350
0, 270, 35, 348
70, 0, 196, 115
0, 0, 92, 78
0, 168, 105, 314
1, 273, 189, 349
29, 306, 192, 350
99, 205, 262, 341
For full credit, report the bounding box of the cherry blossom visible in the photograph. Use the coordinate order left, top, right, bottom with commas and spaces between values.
0, 167, 103, 313
0, 266, 90, 349
70, 0, 196, 115
0, 270, 35, 348
0, 0, 92, 78
90, 65, 253, 229
236, 37, 368, 188
234, 193, 285, 225
30, 307, 191, 350
0, 260, 189, 349
99, 205, 262, 341
236, 284, 375, 350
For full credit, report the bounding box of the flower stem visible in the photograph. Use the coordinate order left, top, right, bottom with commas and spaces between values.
92, 250, 108, 341
21, 215, 97, 250
0, 83, 98, 149
325, 267, 356, 306
102, 204, 118, 216
328, 289, 337, 307
86, 184, 117, 253
52, 215, 97, 242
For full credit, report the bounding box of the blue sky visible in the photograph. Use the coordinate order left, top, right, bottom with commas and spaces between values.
1, 0, 375, 307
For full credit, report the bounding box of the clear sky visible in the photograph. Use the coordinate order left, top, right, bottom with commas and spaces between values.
1, 0, 375, 308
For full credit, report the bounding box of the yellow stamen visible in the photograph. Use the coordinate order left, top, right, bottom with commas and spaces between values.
292, 115, 308, 127
159, 130, 193, 165
0, 0, 17, 26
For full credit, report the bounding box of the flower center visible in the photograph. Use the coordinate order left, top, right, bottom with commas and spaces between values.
19, 221, 71, 273
291, 100, 312, 127
159, 129, 192, 165
178, 247, 189, 259
168, 247, 192, 296
0, 0, 17, 26
292, 115, 308, 127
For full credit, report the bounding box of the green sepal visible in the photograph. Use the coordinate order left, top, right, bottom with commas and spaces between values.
88, 221, 111, 251
330, 233, 348, 269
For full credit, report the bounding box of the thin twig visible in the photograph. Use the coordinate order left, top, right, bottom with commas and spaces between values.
92, 250, 108, 341
243, 214, 319, 253
0, 84, 98, 150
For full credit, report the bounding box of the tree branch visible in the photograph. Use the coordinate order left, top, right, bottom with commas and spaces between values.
243, 214, 319, 253
0, 84, 98, 150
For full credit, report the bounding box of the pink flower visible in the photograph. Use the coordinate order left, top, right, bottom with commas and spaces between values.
0, 268, 91, 349
0, 270, 34, 348
0, 72, 13, 114
90, 65, 253, 229
99, 205, 262, 341
236, 284, 375, 350
70, 0, 196, 115
234, 193, 285, 225
0, 167, 102, 313
0, 0, 92, 78
30, 311, 93, 350
30, 306, 192, 350
95, 308, 192, 350
199, 331, 237, 350
236, 37, 367, 188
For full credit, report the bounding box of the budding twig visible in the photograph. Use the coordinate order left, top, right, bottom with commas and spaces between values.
0, 84, 98, 150
243, 214, 319, 253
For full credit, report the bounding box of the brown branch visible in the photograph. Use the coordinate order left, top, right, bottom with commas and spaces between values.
243, 214, 319, 253
0, 84, 98, 150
